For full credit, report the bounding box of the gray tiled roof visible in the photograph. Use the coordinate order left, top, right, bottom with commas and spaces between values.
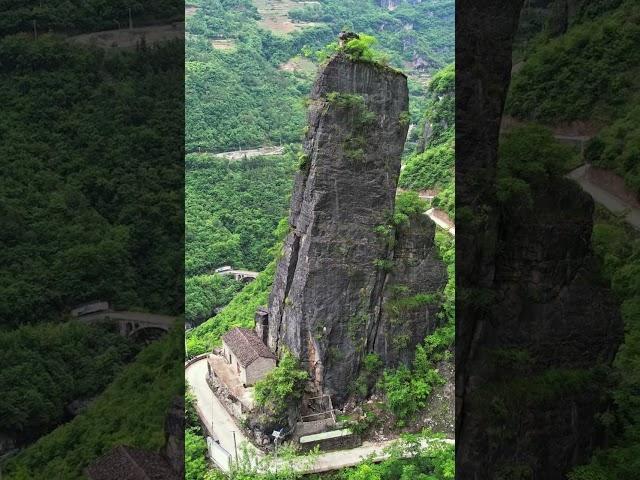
222, 327, 276, 367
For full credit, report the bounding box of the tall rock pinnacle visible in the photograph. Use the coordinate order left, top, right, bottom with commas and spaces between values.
266, 53, 446, 404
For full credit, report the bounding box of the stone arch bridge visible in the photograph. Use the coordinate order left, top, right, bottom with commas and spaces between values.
76, 310, 177, 342
216, 268, 259, 283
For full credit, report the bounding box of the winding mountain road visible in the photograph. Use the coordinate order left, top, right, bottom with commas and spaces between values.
566, 165, 640, 230
69, 22, 184, 48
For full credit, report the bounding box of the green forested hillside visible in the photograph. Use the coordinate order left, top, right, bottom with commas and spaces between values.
186, 152, 294, 276
185, 0, 453, 153
0, 323, 136, 441
0, 29, 184, 476
399, 63, 455, 217
187, 261, 275, 356
290, 0, 454, 67
186, 274, 242, 325
0, 36, 184, 326
3, 328, 183, 480
507, 0, 640, 193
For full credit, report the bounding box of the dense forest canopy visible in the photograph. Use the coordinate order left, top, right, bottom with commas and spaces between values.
0, 323, 136, 441
0, 35, 184, 326
0, 16, 184, 476
186, 152, 294, 276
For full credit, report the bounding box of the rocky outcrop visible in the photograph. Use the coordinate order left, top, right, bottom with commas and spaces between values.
457, 1, 623, 477
162, 397, 184, 478
375, 214, 446, 367
267, 53, 445, 405
460, 179, 622, 477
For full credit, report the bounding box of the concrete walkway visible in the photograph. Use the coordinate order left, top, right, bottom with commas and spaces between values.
185, 357, 453, 474
566, 165, 640, 230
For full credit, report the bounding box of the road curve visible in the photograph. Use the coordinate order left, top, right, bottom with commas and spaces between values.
186, 357, 258, 460
567, 165, 640, 230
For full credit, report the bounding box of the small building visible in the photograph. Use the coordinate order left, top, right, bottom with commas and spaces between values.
221, 327, 277, 387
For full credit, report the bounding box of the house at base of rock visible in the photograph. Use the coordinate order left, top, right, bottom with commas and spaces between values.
221, 327, 276, 387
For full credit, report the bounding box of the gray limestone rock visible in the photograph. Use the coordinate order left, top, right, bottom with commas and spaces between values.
267, 53, 445, 405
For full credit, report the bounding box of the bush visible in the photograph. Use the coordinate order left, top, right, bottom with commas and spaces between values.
497, 125, 575, 207
254, 350, 308, 418
341, 431, 454, 480
380, 343, 445, 424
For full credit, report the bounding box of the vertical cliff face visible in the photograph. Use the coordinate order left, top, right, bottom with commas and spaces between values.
376, 214, 446, 367
267, 53, 444, 404
460, 179, 623, 476
457, 1, 623, 477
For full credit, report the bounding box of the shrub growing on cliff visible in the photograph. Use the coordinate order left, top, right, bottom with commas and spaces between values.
380, 340, 446, 425
497, 125, 575, 208
393, 191, 428, 226
316, 33, 389, 66
254, 350, 308, 418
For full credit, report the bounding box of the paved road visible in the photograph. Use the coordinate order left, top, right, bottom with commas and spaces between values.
567, 165, 640, 230
426, 208, 455, 236
186, 358, 259, 461
77, 310, 176, 328
211, 146, 285, 160
396, 188, 455, 236
69, 23, 184, 48
186, 357, 453, 474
